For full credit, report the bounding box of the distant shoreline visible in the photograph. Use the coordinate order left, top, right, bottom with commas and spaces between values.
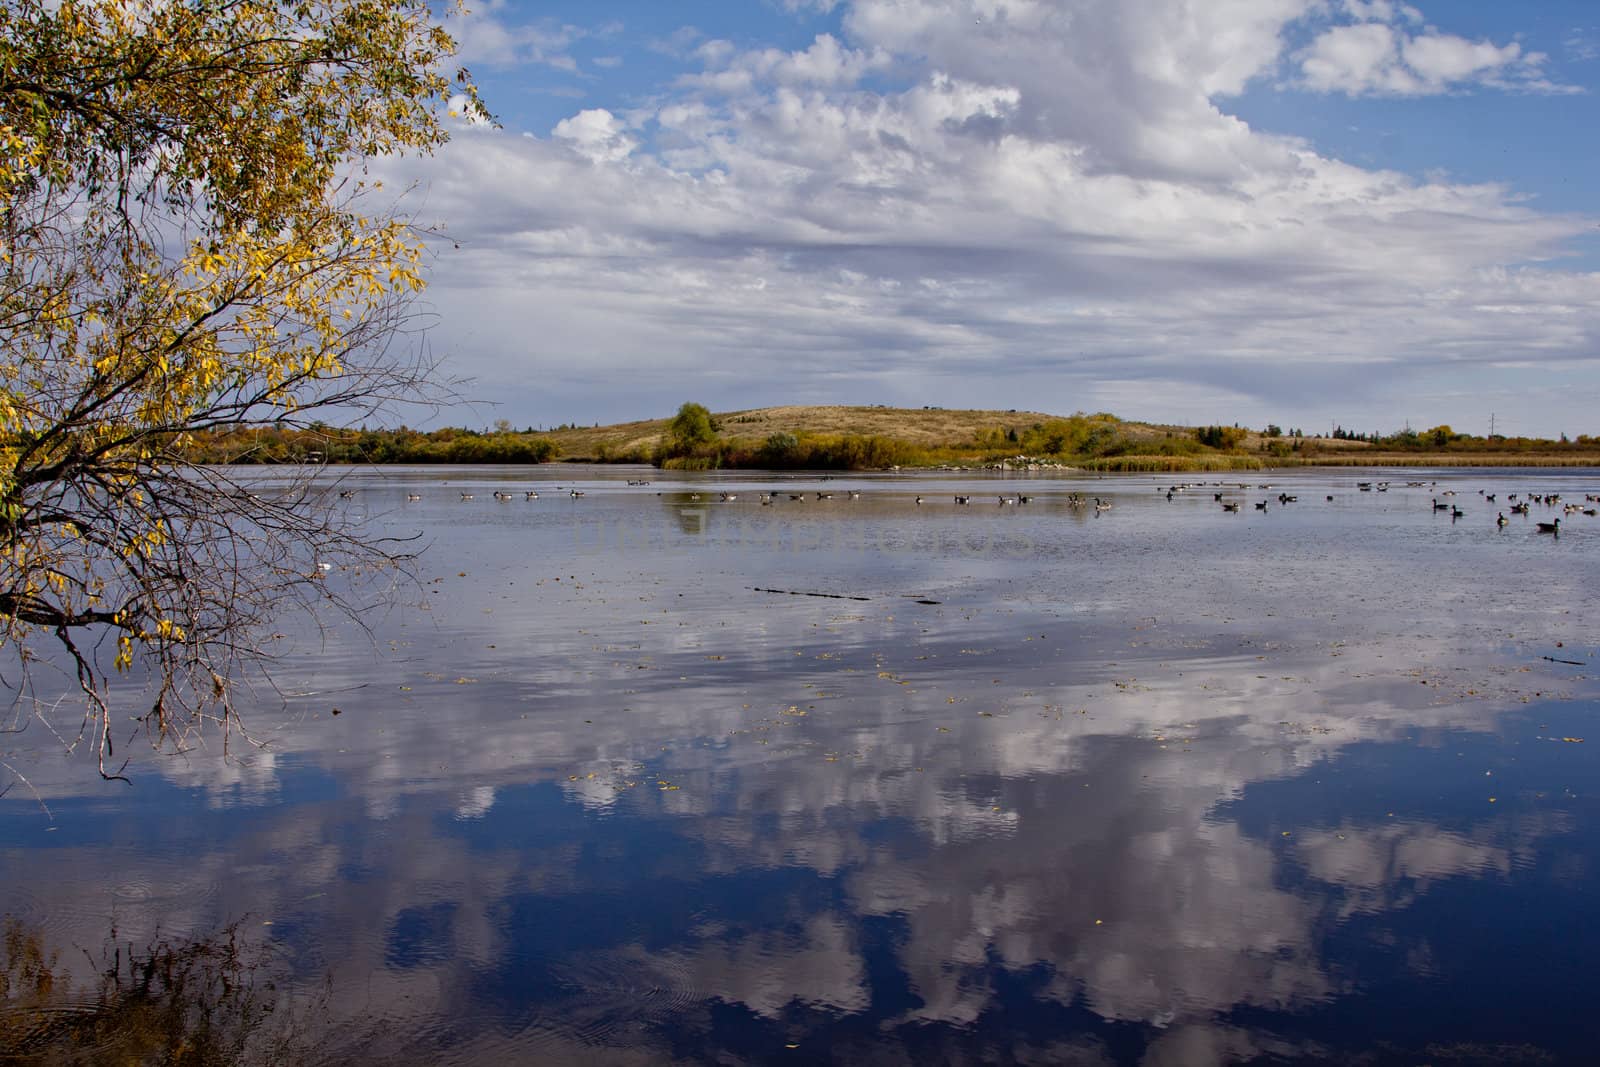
179, 405, 1600, 473
1267, 454, 1600, 469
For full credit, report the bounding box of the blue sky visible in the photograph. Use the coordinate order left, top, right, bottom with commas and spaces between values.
384, 0, 1600, 437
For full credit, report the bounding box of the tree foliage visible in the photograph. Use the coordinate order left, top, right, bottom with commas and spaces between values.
656, 401, 719, 463
667, 402, 716, 450
1193, 425, 1246, 450
0, 0, 485, 776
178, 423, 559, 465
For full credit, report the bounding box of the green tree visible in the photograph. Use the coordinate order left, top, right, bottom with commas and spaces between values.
0, 0, 486, 777
761, 431, 799, 466
665, 402, 717, 453
1194, 425, 1246, 449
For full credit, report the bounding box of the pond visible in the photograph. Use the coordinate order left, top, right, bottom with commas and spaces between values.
2, 465, 1598, 1065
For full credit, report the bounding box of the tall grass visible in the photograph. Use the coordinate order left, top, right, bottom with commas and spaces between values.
1080, 454, 1264, 472
1273, 453, 1600, 468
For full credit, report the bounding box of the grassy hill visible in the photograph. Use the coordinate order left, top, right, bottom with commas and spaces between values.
534, 405, 1600, 471
535, 405, 1266, 471
541, 405, 1082, 457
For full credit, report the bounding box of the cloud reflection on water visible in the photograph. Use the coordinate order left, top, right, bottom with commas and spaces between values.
3, 468, 1597, 1063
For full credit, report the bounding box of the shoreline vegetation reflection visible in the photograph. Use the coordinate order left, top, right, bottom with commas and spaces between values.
0, 918, 320, 1066
3, 465, 1599, 1064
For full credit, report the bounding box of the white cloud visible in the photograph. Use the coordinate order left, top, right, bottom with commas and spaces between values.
650, 25, 707, 60
374, 0, 1600, 430
1295, 5, 1576, 96
1564, 29, 1600, 63
551, 108, 638, 163
681, 34, 893, 94
449, 9, 587, 72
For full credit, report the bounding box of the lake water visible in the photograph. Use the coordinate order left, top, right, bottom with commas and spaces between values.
3, 465, 1598, 1065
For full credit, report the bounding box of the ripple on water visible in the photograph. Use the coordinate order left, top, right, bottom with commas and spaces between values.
4, 864, 222, 944
509, 949, 707, 1055
106, 875, 223, 937
311, 950, 707, 1066
1, 885, 87, 951
0, 1003, 120, 1059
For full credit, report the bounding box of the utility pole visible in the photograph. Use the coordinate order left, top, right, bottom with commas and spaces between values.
1490, 412, 1496, 437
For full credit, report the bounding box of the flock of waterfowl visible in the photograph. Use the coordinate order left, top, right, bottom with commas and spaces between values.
1164, 479, 1593, 535
357, 479, 1595, 536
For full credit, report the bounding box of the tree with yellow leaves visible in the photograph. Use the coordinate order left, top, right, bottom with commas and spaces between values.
0, 0, 487, 777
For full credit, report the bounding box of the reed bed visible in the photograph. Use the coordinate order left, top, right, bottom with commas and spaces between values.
1275, 453, 1600, 469
1081, 454, 1266, 472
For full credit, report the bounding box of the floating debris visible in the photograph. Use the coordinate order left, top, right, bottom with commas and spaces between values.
753, 587, 871, 601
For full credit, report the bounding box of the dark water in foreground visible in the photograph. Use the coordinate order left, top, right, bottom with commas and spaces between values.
3, 465, 1598, 1065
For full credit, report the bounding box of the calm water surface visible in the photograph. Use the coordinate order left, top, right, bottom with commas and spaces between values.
3, 465, 1598, 1065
